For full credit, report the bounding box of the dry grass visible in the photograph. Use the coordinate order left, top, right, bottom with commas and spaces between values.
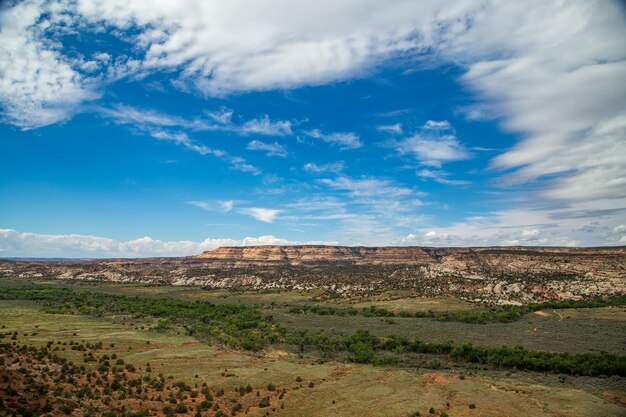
1, 276, 625, 417
1, 299, 624, 416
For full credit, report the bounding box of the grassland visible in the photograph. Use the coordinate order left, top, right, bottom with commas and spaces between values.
1, 277, 625, 417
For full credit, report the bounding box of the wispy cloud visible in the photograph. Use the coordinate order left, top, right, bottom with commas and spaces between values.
246, 140, 288, 158
241, 115, 293, 136
189, 200, 290, 223
186, 200, 235, 213
402, 197, 626, 247
376, 123, 403, 135
205, 108, 234, 124
303, 161, 345, 174
97, 105, 209, 130
146, 128, 260, 174
97, 106, 262, 174
147, 129, 218, 156
100, 104, 292, 137
319, 176, 413, 199
305, 129, 362, 150
416, 169, 471, 186
238, 207, 283, 223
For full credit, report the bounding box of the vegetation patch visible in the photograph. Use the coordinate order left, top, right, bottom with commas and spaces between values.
0, 287, 283, 352
286, 296, 626, 324
2, 287, 625, 378
0, 341, 280, 417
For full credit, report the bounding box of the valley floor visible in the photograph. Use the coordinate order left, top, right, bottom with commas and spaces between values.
1, 278, 624, 417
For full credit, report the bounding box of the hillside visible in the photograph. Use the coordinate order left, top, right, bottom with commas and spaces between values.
1, 245, 624, 305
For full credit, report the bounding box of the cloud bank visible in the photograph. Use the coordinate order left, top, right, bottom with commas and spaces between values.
0, 228, 333, 258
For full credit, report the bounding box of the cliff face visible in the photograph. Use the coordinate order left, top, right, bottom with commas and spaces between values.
2, 245, 625, 304
196, 245, 436, 264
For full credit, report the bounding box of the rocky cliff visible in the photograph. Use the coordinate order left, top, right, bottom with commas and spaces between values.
1, 245, 624, 304
196, 245, 436, 265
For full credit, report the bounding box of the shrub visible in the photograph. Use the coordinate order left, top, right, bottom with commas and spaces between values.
59, 404, 74, 414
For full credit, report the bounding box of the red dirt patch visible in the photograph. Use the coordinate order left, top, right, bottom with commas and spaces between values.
422, 372, 449, 385
331, 365, 354, 378
602, 391, 626, 406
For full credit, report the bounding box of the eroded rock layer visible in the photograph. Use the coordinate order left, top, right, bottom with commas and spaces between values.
197, 245, 436, 265
1, 246, 624, 304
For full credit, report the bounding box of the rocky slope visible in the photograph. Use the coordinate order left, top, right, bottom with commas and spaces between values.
1, 246, 624, 305
196, 245, 436, 265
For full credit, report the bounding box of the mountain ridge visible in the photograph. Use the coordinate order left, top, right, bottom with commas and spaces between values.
2, 245, 624, 305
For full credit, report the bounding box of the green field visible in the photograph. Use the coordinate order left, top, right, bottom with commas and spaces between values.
272, 306, 626, 355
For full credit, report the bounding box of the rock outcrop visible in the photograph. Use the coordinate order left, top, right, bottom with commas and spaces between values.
1, 245, 624, 304
196, 245, 436, 265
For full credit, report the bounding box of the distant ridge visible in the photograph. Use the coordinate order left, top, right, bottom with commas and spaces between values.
0, 257, 93, 262
2, 245, 624, 304
195, 245, 624, 265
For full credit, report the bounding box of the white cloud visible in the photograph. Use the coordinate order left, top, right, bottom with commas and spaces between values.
376, 123, 403, 135
205, 107, 233, 124
456, 104, 492, 122
186, 200, 235, 213
99, 104, 292, 137
227, 156, 261, 175
319, 176, 413, 199
305, 129, 362, 150
147, 129, 215, 156
238, 207, 282, 223
0, 1, 98, 128
145, 129, 260, 174
246, 140, 287, 158
401, 197, 626, 247
443, 2, 626, 203
0, 228, 332, 258
240, 115, 293, 136
70, 0, 436, 95
0, 0, 623, 240
498, 112, 626, 202
391, 120, 469, 167
416, 168, 470, 186
285, 197, 347, 213
97, 105, 209, 130
96, 105, 262, 174
219, 200, 234, 212
303, 161, 345, 174
422, 120, 451, 131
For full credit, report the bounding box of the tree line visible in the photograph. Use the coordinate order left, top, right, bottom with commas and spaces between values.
2, 287, 624, 377
286, 295, 626, 324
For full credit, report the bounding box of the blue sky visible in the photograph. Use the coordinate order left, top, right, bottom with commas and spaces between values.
1, 1, 625, 257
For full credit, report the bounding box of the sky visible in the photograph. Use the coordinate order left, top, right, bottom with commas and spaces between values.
1, 0, 625, 258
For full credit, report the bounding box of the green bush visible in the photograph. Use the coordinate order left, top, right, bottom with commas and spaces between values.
259, 396, 270, 408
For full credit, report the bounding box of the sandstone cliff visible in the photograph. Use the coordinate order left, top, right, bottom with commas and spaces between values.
196, 245, 436, 265
1, 245, 624, 304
